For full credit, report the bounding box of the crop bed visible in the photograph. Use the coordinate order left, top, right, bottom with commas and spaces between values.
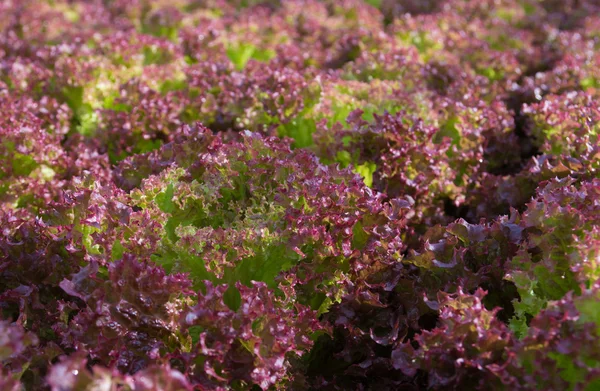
1, 1, 600, 390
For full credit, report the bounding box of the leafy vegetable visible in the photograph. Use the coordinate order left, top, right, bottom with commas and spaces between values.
1, 0, 600, 389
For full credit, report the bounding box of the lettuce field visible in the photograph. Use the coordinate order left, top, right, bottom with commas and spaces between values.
2, 0, 600, 390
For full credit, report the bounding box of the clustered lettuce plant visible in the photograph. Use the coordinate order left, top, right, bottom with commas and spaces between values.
2, 0, 600, 389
